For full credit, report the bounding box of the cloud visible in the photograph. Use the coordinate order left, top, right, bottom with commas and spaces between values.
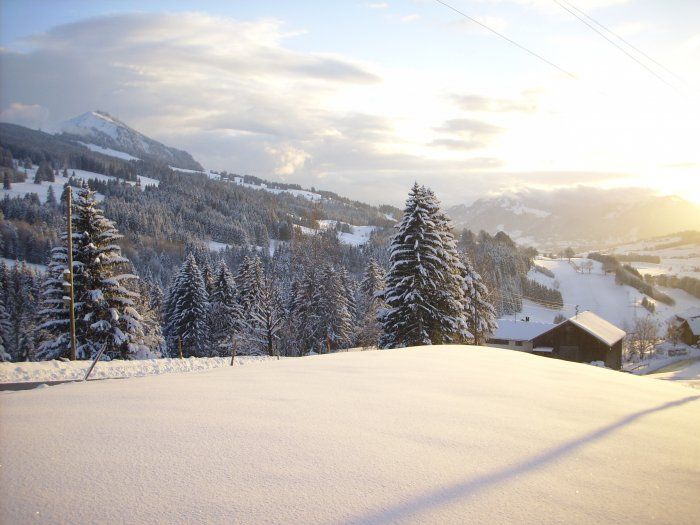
449, 93, 538, 113
367, 2, 389, 8
430, 118, 503, 150
0, 102, 50, 128
400, 14, 420, 23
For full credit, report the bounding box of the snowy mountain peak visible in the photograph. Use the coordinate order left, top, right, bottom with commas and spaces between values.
59, 110, 125, 139
57, 110, 202, 171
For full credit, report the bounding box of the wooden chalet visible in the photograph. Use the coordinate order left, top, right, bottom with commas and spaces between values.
672, 307, 700, 346
487, 311, 626, 370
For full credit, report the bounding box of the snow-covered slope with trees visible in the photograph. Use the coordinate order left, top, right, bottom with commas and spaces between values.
58, 111, 202, 170
520, 257, 698, 328
1, 346, 698, 524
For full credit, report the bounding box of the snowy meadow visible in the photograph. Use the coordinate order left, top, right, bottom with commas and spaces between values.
2, 346, 699, 524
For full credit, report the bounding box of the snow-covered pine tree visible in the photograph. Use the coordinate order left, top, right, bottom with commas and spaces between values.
234, 255, 267, 354
250, 276, 284, 356
35, 245, 72, 360
361, 258, 385, 301
235, 255, 264, 315
71, 187, 146, 359
356, 258, 385, 348
380, 183, 465, 348
460, 252, 498, 345
316, 264, 353, 352
209, 260, 241, 355
0, 301, 11, 361
6, 263, 39, 361
201, 260, 215, 298
167, 254, 210, 357
287, 270, 320, 355
424, 187, 467, 341
162, 271, 184, 353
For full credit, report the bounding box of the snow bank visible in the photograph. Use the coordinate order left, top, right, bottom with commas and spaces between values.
0, 355, 272, 384
1, 346, 699, 524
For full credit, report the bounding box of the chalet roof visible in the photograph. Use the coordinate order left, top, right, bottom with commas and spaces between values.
677, 307, 700, 321
686, 317, 700, 336
491, 320, 556, 341
565, 311, 626, 347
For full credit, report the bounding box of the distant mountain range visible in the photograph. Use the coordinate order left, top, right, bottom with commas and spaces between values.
447, 187, 700, 250
57, 111, 202, 171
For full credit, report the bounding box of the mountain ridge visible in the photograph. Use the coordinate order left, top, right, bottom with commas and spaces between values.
447, 187, 700, 250
57, 111, 202, 171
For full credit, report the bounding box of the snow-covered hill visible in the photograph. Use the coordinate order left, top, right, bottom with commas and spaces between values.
58, 111, 202, 170
520, 257, 698, 328
1, 346, 698, 524
448, 187, 700, 250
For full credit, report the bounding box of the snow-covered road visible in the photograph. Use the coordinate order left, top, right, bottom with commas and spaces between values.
1, 346, 699, 524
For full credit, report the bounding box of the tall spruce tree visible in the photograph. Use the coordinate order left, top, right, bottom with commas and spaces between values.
356, 258, 385, 348
71, 187, 146, 358
460, 253, 498, 345
167, 254, 210, 357
381, 183, 466, 348
316, 264, 354, 352
35, 246, 72, 360
250, 276, 284, 356
209, 260, 241, 355
0, 301, 11, 361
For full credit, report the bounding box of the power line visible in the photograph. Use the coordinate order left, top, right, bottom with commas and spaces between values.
551, 0, 680, 91
433, 0, 577, 80
558, 0, 687, 86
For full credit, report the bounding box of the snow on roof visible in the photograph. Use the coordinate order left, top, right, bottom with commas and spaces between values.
491, 320, 556, 341
686, 317, 700, 336
678, 306, 700, 321
566, 311, 626, 347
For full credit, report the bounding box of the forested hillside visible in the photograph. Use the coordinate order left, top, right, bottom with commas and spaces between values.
0, 121, 554, 362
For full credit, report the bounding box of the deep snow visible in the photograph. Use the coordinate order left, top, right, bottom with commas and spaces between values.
0, 355, 273, 384
1, 346, 698, 524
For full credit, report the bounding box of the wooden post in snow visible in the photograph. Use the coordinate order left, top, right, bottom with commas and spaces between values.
178, 337, 183, 359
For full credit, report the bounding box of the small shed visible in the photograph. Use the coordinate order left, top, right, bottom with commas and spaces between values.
673, 308, 700, 346
531, 311, 625, 369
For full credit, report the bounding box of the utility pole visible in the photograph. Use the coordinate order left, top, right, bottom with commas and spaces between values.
66, 186, 77, 361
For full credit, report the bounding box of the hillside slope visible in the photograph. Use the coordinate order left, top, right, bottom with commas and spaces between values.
1, 346, 698, 524
522, 257, 698, 327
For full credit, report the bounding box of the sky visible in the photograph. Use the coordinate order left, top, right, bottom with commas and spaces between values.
1, 0, 699, 206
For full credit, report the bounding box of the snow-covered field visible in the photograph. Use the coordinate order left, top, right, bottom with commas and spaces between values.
1, 166, 158, 204
1, 346, 698, 524
318, 219, 377, 246
610, 238, 700, 279
0, 355, 272, 384
523, 257, 698, 328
